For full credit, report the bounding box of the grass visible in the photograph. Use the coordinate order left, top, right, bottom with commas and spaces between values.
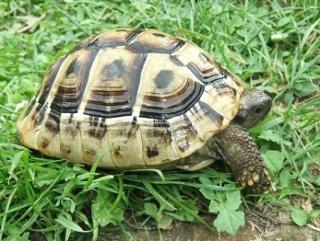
0, 0, 319, 240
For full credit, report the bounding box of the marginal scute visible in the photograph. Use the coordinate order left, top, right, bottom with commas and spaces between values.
69, 34, 99, 53
64, 125, 78, 137
87, 116, 107, 139
147, 145, 159, 158
128, 29, 185, 53
79, 114, 113, 166
83, 148, 97, 161
152, 32, 166, 38
75, 29, 142, 51
139, 117, 178, 165
61, 144, 71, 155
59, 113, 82, 162
114, 146, 121, 156
106, 116, 144, 167
16, 102, 41, 150
40, 138, 49, 149
37, 109, 61, 158
22, 99, 36, 119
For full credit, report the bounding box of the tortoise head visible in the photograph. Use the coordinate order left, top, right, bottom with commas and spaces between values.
234, 90, 272, 128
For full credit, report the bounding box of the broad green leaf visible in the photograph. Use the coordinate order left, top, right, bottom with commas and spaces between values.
294, 80, 317, 97
259, 130, 289, 145
279, 169, 293, 187
174, 200, 198, 222
291, 208, 308, 226
144, 202, 158, 219
209, 199, 220, 214
213, 209, 245, 235
165, 200, 198, 223
262, 150, 284, 173
55, 214, 86, 232
144, 203, 175, 229
158, 214, 173, 229
208, 191, 242, 213
92, 189, 124, 227
199, 177, 216, 200
225, 191, 242, 211
208, 191, 244, 235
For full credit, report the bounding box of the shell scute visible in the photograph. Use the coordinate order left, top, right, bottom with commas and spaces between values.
138, 118, 178, 166
78, 114, 112, 166
106, 116, 144, 168
80, 48, 147, 118
127, 29, 185, 54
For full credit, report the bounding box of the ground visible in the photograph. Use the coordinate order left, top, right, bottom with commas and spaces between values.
132, 223, 320, 241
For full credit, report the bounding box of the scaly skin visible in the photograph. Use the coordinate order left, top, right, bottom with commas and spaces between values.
215, 124, 271, 193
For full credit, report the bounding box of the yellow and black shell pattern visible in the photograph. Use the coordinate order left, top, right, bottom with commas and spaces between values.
16, 29, 245, 168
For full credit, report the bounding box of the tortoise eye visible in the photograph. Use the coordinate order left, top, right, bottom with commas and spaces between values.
254, 107, 262, 114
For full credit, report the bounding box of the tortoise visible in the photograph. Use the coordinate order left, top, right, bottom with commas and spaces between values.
16, 29, 272, 193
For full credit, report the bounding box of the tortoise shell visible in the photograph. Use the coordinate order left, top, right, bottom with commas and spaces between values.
16, 29, 245, 168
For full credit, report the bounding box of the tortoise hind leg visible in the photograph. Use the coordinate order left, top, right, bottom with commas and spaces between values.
176, 142, 216, 171
177, 159, 214, 171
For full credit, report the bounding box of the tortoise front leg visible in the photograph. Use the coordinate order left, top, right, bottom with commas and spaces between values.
215, 124, 272, 193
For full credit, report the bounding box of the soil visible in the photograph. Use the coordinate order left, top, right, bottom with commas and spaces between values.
132, 222, 320, 241
30, 206, 320, 241
30, 218, 320, 241
95, 207, 320, 241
